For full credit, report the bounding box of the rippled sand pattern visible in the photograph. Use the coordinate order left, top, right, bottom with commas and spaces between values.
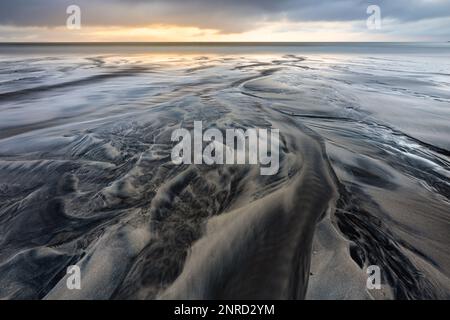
0, 50, 449, 299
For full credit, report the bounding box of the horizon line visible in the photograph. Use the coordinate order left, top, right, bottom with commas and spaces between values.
0, 41, 446, 46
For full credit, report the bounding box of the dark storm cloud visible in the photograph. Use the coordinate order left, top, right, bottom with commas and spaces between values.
0, 0, 449, 33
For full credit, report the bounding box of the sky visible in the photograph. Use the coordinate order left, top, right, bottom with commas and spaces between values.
0, 0, 449, 42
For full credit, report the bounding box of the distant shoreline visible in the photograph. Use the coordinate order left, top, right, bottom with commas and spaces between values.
0, 41, 444, 46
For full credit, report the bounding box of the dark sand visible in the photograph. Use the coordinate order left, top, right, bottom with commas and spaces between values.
0, 44, 449, 299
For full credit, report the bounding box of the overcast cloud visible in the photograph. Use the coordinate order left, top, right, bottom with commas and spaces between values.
0, 0, 449, 40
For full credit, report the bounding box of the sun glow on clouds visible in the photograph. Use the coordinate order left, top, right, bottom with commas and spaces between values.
0, 20, 395, 42
86, 25, 221, 42
1, 0, 449, 42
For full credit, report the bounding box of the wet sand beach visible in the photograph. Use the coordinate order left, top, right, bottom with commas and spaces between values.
0, 43, 449, 300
